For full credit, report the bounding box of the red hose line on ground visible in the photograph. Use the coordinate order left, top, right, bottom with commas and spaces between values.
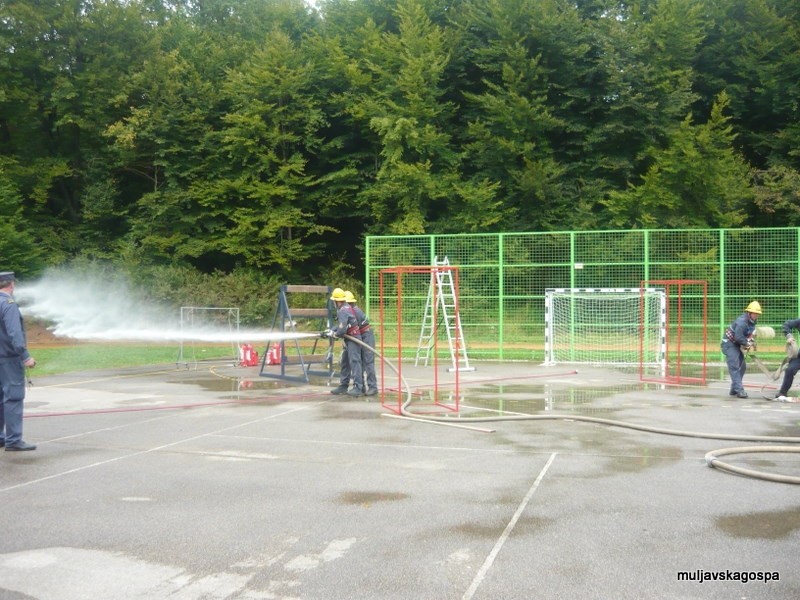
25, 390, 333, 418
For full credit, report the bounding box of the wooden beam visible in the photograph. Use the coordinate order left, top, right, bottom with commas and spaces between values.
285, 285, 330, 294
282, 355, 330, 365
288, 308, 330, 318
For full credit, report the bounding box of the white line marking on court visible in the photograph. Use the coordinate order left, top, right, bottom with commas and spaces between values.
0, 403, 325, 494
461, 452, 557, 600
28, 368, 179, 388
44, 415, 173, 444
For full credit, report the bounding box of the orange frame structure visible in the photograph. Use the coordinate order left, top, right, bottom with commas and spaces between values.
378, 265, 461, 415
640, 279, 708, 385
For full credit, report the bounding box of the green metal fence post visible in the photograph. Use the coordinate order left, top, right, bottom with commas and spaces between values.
365, 236, 371, 308
498, 233, 505, 360
719, 229, 725, 339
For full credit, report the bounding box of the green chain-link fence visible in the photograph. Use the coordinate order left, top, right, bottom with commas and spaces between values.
365, 228, 800, 362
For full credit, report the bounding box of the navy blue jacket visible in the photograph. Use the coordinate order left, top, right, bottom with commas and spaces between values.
781, 318, 800, 337
0, 291, 31, 361
333, 303, 361, 339
724, 313, 756, 347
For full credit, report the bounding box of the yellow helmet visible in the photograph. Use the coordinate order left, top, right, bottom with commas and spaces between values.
344, 291, 356, 303
330, 287, 347, 302
745, 301, 762, 315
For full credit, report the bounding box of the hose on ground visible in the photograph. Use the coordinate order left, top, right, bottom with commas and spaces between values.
705, 446, 800, 484
341, 334, 800, 484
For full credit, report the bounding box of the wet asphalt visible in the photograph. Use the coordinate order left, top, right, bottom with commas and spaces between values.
1, 361, 799, 600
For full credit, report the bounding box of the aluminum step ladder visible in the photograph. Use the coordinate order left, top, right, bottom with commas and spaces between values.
415, 256, 475, 372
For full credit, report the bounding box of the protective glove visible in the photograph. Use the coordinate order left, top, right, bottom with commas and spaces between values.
787, 333, 795, 343
320, 329, 335, 339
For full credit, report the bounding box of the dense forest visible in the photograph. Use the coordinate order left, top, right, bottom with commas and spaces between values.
1, 0, 799, 291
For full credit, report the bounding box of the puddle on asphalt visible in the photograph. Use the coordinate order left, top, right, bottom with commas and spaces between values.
320, 406, 377, 420
177, 378, 246, 392
511, 515, 556, 535
603, 447, 685, 472
403, 382, 649, 418
448, 515, 554, 538
469, 383, 641, 403
450, 522, 516, 538
716, 506, 800, 539
338, 491, 409, 505
763, 421, 800, 438
171, 372, 329, 394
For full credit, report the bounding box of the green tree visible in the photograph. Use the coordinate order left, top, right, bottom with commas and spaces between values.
694, 0, 800, 170
348, 0, 501, 234
604, 93, 753, 228
454, 0, 572, 231
189, 29, 332, 270
0, 159, 42, 271
104, 41, 225, 265
752, 165, 800, 225
579, 0, 705, 208
0, 0, 157, 258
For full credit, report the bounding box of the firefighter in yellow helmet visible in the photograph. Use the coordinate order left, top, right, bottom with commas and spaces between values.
344, 291, 377, 396
721, 300, 761, 398
326, 287, 364, 397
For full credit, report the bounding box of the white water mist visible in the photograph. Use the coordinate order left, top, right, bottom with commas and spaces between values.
15, 268, 314, 344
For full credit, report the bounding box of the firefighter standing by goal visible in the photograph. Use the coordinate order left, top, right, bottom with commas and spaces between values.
721, 301, 761, 398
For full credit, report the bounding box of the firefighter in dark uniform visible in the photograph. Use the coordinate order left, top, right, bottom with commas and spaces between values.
721, 300, 761, 399
345, 291, 377, 396
0, 271, 37, 451
327, 288, 364, 397
772, 318, 800, 402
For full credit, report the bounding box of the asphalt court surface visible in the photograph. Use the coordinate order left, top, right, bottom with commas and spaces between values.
2, 361, 800, 599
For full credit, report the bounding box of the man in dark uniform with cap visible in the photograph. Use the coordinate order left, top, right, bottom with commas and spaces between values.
0, 271, 37, 451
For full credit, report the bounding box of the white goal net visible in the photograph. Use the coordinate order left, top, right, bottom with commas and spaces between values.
177, 306, 241, 368
544, 288, 666, 367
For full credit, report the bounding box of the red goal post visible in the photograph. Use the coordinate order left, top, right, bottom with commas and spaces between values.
377, 264, 462, 415
640, 280, 707, 385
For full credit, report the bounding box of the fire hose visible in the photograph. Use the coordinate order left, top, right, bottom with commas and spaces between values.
322, 331, 800, 484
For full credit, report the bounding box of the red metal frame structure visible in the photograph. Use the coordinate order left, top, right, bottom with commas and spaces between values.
378, 265, 461, 415
640, 279, 708, 385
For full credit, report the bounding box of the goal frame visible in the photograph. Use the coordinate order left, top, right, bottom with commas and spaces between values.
543, 288, 667, 368
377, 265, 461, 415
176, 306, 241, 369
639, 280, 708, 385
